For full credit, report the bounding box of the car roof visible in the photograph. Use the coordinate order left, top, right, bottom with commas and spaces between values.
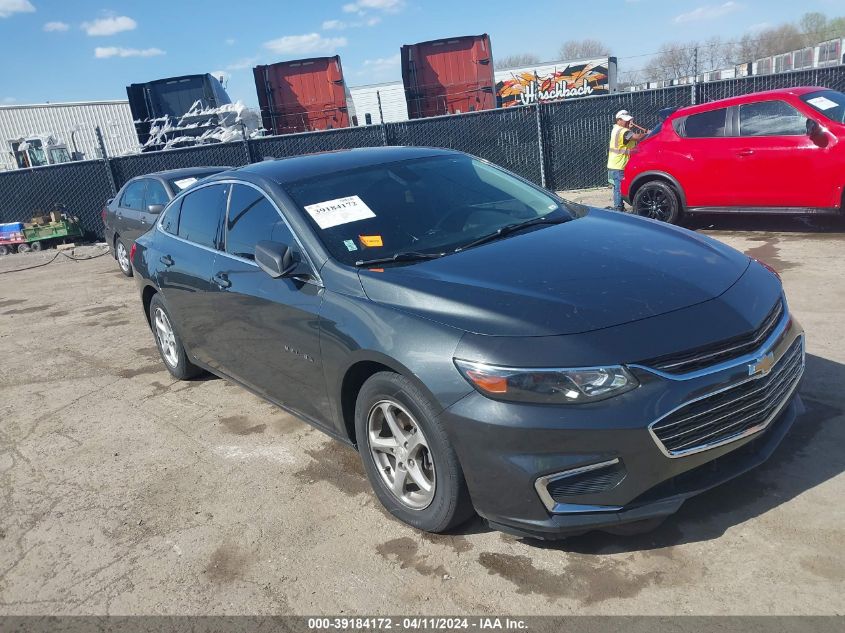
221, 146, 457, 185
668, 86, 830, 119
133, 166, 229, 181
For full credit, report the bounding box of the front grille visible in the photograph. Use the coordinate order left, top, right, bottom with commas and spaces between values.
642, 299, 784, 374
547, 463, 625, 500
650, 336, 804, 457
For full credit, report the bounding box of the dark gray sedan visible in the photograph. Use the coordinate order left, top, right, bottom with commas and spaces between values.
103, 167, 228, 276
130, 147, 804, 539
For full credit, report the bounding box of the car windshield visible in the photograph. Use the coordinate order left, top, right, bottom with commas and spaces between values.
801, 90, 845, 123
284, 154, 572, 266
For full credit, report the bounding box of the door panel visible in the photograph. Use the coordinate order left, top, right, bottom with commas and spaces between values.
674, 107, 735, 207
208, 255, 329, 424
117, 180, 146, 241
735, 100, 829, 207
203, 183, 331, 424
155, 184, 229, 365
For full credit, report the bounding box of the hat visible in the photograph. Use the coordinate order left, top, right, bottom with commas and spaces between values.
615, 109, 633, 121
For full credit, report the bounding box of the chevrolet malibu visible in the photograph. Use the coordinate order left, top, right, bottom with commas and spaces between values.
131, 147, 804, 538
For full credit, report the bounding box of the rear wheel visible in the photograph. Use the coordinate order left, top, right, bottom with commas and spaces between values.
115, 237, 133, 277
633, 181, 681, 224
16, 243, 31, 254
0, 245, 9, 256
30, 240, 43, 252
148, 294, 202, 380
355, 372, 474, 533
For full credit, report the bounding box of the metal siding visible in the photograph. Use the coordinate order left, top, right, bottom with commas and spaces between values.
0, 101, 137, 170
349, 83, 409, 124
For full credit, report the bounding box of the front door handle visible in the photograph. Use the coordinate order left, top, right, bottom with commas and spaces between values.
160, 255, 174, 267
737, 149, 754, 157
213, 272, 232, 289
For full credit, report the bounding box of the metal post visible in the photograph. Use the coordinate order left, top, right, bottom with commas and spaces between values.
534, 102, 547, 189
240, 122, 252, 164
376, 90, 385, 124
95, 126, 118, 196
691, 46, 699, 105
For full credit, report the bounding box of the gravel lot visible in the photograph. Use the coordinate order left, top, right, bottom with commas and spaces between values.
1, 214, 844, 616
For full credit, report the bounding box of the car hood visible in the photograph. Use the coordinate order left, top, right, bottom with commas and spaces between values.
357, 209, 750, 336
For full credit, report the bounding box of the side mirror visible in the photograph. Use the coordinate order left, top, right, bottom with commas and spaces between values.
147, 204, 165, 214
806, 119, 828, 147
806, 119, 819, 136
255, 240, 298, 278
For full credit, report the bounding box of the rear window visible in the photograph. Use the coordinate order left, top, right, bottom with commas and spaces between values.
683, 108, 728, 138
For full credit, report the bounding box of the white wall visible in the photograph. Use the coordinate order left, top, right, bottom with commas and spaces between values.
349, 82, 409, 124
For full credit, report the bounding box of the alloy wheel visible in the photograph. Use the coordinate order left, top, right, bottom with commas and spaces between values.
153, 307, 179, 368
367, 400, 436, 510
636, 188, 672, 222
117, 242, 130, 273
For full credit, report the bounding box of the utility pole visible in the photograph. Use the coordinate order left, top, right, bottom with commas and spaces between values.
376, 90, 385, 124
691, 45, 699, 105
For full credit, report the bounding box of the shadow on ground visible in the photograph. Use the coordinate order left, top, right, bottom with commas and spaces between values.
684, 213, 845, 234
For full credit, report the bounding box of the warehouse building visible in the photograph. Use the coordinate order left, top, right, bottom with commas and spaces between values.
0, 100, 137, 171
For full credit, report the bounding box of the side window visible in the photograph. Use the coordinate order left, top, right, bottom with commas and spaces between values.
683, 108, 727, 138
120, 181, 146, 211
177, 184, 229, 248
160, 199, 181, 235
226, 184, 294, 260
146, 180, 170, 207
739, 100, 807, 136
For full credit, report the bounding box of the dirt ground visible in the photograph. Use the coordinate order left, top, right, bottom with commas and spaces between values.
1, 213, 844, 615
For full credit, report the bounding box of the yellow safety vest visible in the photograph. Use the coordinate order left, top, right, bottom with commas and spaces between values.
607, 124, 636, 170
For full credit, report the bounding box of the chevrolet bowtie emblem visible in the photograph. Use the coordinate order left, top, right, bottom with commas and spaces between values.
749, 351, 776, 377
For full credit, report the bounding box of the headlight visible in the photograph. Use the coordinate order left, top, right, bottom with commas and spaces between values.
453, 359, 638, 404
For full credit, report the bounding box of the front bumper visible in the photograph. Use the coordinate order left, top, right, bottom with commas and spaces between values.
442, 318, 804, 540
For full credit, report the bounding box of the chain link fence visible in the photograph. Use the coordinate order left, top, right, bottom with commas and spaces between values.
1, 65, 843, 239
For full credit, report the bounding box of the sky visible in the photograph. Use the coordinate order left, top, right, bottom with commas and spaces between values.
0, 0, 841, 108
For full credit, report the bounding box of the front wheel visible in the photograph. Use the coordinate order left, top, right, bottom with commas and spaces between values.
355, 372, 474, 533
30, 240, 43, 252
633, 181, 681, 224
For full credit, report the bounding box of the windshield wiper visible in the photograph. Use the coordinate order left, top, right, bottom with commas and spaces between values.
454, 215, 567, 252
355, 251, 446, 267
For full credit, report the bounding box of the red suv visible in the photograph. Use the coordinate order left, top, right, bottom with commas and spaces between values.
622, 87, 845, 223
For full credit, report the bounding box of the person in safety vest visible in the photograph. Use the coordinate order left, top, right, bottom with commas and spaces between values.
607, 110, 646, 212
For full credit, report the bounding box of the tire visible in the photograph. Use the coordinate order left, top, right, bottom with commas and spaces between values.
355, 371, 474, 533
148, 294, 202, 380
0, 245, 9, 256
633, 180, 681, 224
115, 236, 133, 277
16, 243, 31, 254
30, 241, 43, 252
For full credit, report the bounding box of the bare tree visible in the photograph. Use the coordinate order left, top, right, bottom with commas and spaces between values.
643, 42, 698, 81
558, 39, 610, 60
799, 12, 827, 45
495, 53, 541, 69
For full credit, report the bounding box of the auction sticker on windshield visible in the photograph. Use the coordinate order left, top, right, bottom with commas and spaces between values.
173, 177, 198, 190
305, 195, 376, 229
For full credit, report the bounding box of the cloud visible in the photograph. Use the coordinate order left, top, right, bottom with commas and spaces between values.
225, 37, 235, 45
358, 53, 401, 80
674, 2, 742, 24
323, 16, 380, 30
263, 33, 347, 56
95, 46, 165, 58
323, 19, 347, 30
82, 15, 137, 36
226, 56, 260, 70
343, 0, 403, 15
747, 21, 771, 32
0, 0, 34, 19
43, 21, 70, 32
